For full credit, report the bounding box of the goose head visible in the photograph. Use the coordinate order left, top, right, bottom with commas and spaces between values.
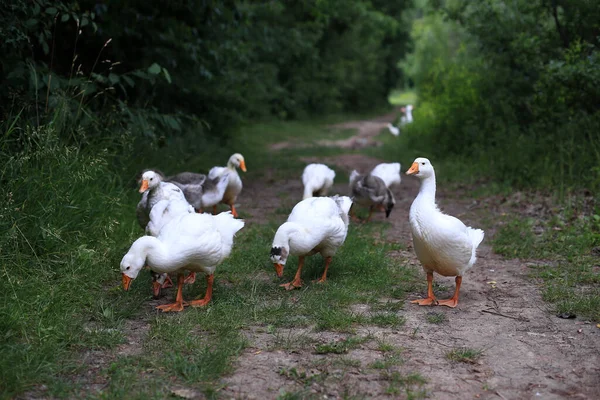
269, 245, 289, 278
406, 157, 434, 179
120, 250, 146, 290
139, 170, 163, 193
229, 153, 247, 172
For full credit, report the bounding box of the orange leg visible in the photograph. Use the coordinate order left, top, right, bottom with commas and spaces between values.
314, 256, 332, 283
184, 272, 196, 284
437, 276, 462, 308
230, 204, 238, 218
156, 273, 187, 312
212, 205, 217, 215
197, 208, 203, 213
411, 272, 438, 306
162, 274, 173, 288
190, 274, 214, 307
280, 256, 304, 290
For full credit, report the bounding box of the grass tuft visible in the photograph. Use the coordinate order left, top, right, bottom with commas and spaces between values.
445, 347, 483, 364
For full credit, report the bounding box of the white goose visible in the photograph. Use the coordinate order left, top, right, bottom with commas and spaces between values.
209, 153, 247, 217
136, 170, 187, 230
387, 123, 400, 136
121, 211, 244, 312
270, 196, 352, 290
371, 162, 401, 189
406, 157, 484, 307
401, 105, 414, 124
137, 170, 192, 296
302, 163, 336, 200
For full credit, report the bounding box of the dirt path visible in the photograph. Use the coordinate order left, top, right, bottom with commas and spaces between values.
223, 116, 600, 399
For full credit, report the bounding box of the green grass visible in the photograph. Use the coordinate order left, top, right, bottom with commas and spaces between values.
0, 115, 418, 398
493, 206, 600, 322
388, 89, 417, 106
425, 311, 447, 324
445, 348, 483, 364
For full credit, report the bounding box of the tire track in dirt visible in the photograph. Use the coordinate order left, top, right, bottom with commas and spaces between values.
222, 116, 600, 399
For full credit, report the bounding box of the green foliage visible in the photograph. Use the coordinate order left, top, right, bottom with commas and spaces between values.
395, 0, 600, 193
1, 0, 412, 143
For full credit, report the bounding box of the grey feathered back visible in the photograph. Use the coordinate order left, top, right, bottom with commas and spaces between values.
350, 173, 395, 217
167, 171, 226, 210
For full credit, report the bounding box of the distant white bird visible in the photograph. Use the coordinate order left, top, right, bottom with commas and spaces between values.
387, 123, 400, 136
371, 163, 401, 189
302, 163, 336, 200
401, 105, 414, 125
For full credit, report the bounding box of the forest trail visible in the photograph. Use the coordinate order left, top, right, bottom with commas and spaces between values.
222, 114, 600, 399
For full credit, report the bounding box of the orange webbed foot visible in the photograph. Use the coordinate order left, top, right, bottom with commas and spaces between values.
189, 298, 211, 307
312, 277, 327, 284
437, 298, 458, 308
184, 272, 196, 284
156, 301, 187, 312
410, 297, 438, 306
280, 279, 303, 291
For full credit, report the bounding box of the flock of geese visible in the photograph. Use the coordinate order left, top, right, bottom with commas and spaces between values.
120, 153, 484, 312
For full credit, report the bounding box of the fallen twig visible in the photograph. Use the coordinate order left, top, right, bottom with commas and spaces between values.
481, 309, 530, 322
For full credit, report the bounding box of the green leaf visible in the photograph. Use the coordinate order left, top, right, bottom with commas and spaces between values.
61, 14, 70, 22
81, 17, 88, 27
108, 73, 119, 84
162, 68, 172, 83
147, 63, 161, 75
45, 7, 57, 15
122, 75, 135, 87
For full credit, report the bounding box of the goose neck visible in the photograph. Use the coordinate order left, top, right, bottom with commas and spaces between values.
417, 174, 437, 204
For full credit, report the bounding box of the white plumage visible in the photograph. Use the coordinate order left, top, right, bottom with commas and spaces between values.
370, 162, 401, 189
209, 153, 246, 217
270, 196, 352, 290
121, 211, 244, 312
387, 123, 400, 136
406, 157, 484, 308
302, 163, 336, 200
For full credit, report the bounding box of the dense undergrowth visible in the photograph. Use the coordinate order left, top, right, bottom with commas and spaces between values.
386, 0, 600, 194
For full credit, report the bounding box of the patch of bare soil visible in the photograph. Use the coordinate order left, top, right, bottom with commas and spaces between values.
270, 109, 400, 151
222, 115, 600, 399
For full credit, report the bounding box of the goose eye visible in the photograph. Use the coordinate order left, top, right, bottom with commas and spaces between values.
126, 266, 131, 270
421, 162, 425, 165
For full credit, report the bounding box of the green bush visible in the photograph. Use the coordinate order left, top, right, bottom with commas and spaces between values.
396, 0, 600, 193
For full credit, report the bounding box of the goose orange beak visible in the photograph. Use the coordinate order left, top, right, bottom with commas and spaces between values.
122, 274, 133, 291
274, 263, 283, 278
139, 180, 149, 193
406, 162, 419, 175
240, 160, 247, 172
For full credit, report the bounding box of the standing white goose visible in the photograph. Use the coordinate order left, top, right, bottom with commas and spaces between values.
209, 153, 247, 217
270, 196, 352, 290
401, 105, 414, 125
371, 162, 401, 189
406, 157, 484, 307
302, 163, 336, 200
121, 211, 244, 312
